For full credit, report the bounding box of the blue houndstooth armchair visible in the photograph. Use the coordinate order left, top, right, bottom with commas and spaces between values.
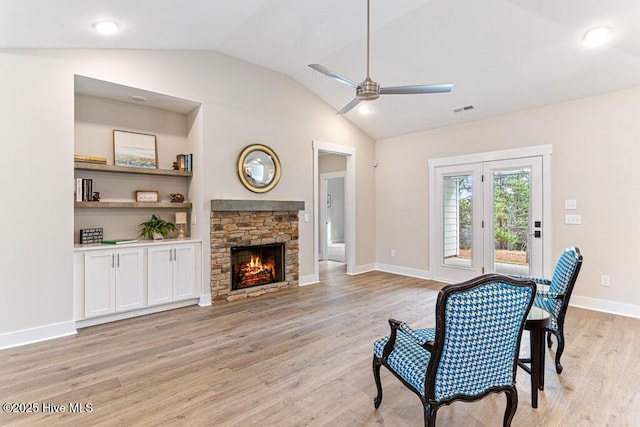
518, 247, 582, 374
373, 274, 536, 427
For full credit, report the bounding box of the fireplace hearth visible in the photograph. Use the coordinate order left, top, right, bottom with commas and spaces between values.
231, 243, 284, 290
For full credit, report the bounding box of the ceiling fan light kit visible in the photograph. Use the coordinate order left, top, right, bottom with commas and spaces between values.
309, 0, 452, 114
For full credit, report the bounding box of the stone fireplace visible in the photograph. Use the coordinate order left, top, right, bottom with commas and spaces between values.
210, 200, 304, 303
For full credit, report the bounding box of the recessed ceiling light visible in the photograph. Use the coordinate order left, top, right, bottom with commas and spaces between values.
358, 105, 372, 115
583, 26, 612, 47
93, 21, 119, 35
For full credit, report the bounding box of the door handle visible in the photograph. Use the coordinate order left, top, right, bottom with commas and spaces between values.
117, 253, 120, 267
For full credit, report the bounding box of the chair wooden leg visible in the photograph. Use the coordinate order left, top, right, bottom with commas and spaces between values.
373, 357, 383, 408
424, 403, 437, 427
504, 387, 518, 427
546, 330, 553, 348
553, 330, 564, 374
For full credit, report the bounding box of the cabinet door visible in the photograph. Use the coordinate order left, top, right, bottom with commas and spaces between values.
173, 244, 196, 301
115, 248, 145, 312
85, 250, 116, 318
148, 246, 173, 305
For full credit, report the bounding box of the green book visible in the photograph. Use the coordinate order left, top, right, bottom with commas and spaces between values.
101, 239, 138, 245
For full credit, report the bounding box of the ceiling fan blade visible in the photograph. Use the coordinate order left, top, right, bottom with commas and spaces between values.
337, 98, 362, 115
308, 64, 359, 88
379, 84, 453, 95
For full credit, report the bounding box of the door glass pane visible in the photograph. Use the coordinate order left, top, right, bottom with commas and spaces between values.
492, 169, 530, 275
442, 174, 472, 267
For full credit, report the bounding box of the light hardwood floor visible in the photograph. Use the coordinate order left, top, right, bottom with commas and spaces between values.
1, 262, 639, 426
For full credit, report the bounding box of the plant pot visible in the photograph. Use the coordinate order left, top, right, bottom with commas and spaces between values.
152, 232, 164, 240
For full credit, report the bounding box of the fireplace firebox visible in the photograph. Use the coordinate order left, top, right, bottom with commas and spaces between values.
231, 243, 285, 290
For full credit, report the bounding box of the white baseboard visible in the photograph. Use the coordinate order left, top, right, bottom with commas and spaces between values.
349, 263, 376, 275
0, 321, 76, 350
299, 274, 319, 286
570, 295, 640, 319
76, 299, 200, 328
375, 263, 431, 280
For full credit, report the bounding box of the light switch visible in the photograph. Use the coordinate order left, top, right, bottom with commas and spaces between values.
564, 199, 577, 210
565, 214, 582, 225
304, 213, 309, 222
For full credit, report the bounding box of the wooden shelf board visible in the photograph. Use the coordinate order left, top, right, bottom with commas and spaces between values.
74, 162, 192, 177
75, 201, 193, 209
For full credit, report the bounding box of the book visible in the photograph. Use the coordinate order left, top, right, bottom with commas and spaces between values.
82, 178, 93, 201
74, 155, 107, 164
175, 153, 193, 171
75, 178, 83, 202
177, 154, 185, 171
100, 238, 138, 245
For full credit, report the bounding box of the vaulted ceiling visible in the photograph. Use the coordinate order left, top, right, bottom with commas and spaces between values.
3, 0, 640, 139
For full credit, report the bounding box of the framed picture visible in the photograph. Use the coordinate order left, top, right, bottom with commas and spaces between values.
113, 130, 158, 168
135, 190, 159, 203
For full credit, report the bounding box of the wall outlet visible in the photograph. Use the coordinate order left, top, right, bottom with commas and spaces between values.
304, 213, 309, 222
601, 275, 611, 287
191, 215, 196, 225
390, 249, 396, 257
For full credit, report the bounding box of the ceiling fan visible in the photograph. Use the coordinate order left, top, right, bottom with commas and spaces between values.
308, 0, 453, 115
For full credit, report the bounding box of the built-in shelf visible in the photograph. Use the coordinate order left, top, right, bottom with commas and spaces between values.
74, 162, 192, 177
75, 201, 193, 209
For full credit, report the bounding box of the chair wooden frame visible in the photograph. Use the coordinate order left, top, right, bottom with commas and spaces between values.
517, 246, 582, 374
373, 274, 536, 426
539, 247, 583, 373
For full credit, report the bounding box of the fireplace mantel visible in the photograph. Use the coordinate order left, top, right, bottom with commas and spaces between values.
211, 199, 304, 212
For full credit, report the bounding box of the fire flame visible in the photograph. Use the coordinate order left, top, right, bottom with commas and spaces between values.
244, 256, 276, 275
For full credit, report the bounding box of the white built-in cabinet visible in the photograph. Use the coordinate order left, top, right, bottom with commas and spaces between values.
148, 244, 196, 305
74, 240, 201, 326
84, 247, 145, 317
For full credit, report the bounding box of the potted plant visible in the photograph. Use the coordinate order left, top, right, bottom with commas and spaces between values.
140, 214, 176, 240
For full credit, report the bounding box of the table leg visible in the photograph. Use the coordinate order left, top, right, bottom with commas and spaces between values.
529, 327, 541, 408
538, 329, 546, 390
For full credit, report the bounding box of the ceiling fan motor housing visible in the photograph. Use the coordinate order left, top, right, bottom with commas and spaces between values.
357, 77, 380, 100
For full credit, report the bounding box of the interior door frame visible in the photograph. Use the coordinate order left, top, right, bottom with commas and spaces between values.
428, 145, 552, 283
313, 140, 356, 282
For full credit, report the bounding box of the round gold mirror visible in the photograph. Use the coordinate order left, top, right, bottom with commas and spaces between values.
237, 144, 281, 193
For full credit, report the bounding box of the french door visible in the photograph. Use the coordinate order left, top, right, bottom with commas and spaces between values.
433, 156, 544, 283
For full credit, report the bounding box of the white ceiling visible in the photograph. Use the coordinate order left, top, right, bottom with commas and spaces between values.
3, 0, 640, 139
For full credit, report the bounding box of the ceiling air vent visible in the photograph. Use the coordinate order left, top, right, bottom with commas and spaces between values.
453, 105, 474, 113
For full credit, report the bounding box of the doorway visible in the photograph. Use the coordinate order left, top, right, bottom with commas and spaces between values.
430, 146, 551, 283
313, 141, 356, 283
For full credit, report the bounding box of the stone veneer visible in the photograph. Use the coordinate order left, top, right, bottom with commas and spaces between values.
210, 200, 303, 303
